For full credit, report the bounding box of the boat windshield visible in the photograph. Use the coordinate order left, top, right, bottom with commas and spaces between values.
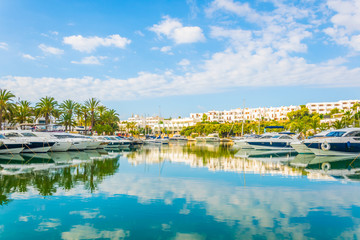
21, 132, 37, 137
260, 135, 273, 139
326, 131, 346, 137
54, 135, 71, 139
4, 133, 21, 138
271, 136, 280, 138
0, 134, 6, 139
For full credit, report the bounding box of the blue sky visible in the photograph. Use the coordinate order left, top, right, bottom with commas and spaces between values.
1, 0, 360, 119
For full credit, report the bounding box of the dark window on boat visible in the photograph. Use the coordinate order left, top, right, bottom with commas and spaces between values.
326, 131, 346, 137
279, 136, 292, 139
345, 131, 360, 137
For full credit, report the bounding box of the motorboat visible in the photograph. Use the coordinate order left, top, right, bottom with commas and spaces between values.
50, 133, 89, 151
169, 134, 188, 141
290, 130, 331, 154
154, 136, 169, 144
232, 134, 260, 149
92, 136, 110, 149
0, 134, 25, 154
196, 133, 220, 143
0, 130, 55, 153
245, 132, 298, 151
32, 131, 73, 152
204, 133, 220, 142
304, 128, 360, 156
68, 134, 101, 150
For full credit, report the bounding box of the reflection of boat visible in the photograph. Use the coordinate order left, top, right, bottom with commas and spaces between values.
289, 154, 316, 167
0, 154, 25, 162
235, 148, 296, 158
48, 152, 73, 163
304, 128, 360, 156
21, 153, 53, 162
305, 155, 360, 181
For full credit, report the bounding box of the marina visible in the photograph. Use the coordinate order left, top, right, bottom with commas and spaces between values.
1, 143, 360, 239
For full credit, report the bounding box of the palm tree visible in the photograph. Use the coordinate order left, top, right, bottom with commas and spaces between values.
59, 100, 79, 131
309, 115, 320, 134
0, 89, 16, 130
14, 100, 33, 129
35, 96, 58, 128
85, 98, 100, 135
81, 105, 89, 134
332, 119, 345, 129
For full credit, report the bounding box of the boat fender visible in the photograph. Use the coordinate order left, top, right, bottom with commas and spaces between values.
321, 142, 331, 151
322, 162, 331, 171
347, 141, 351, 149
270, 141, 272, 145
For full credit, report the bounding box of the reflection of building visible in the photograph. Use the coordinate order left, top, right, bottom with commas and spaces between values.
125, 144, 332, 180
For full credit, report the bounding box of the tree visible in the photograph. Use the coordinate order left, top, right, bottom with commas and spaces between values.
85, 98, 100, 135
14, 100, 33, 129
0, 89, 16, 130
35, 96, 58, 128
59, 99, 78, 131
202, 113, 208, 122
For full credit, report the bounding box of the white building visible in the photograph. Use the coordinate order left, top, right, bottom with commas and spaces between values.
306, 100, 359, 115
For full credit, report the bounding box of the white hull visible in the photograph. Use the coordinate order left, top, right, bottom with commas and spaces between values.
51, 142, 72, 152
86, 141, 101, 150
69, 141, 88, 151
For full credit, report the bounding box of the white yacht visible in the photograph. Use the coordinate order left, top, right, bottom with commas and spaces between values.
92, 136, 110, 149
0, 130, 55, 153
245, 133, 297, 151
32, 132, 72, 152
196, 133, 220, 143
154, 136, 170, 144
303, 128, 360, 156
50, 133, 89, 151
0, 134, 25, 154
290, 130, 331, 154
232, 134, 260, 149
169, 134, 188, 141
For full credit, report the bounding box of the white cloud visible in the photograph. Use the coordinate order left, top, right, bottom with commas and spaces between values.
325, 0, 360, 51
69, 209, 102, 219
38, 44, 64, 55
0, 42, 8, 50
63, 34, 131, 53
22, 54, 36, 60
71, 56, 107, 65
178, 59, 190, 66
149, 16, 205, 44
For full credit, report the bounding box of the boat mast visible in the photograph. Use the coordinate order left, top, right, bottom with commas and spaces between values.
241, 99, 245, 136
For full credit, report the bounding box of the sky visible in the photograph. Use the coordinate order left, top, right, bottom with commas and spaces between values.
0, 0, 360, 119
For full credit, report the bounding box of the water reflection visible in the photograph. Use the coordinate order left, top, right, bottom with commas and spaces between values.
0, 150, 121, 205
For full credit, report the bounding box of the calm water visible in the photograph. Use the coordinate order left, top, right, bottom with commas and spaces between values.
1, 143, 360, 239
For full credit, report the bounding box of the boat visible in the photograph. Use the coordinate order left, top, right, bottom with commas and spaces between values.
32, 131, 73, 152
0, 130, 55, 153
303, 128, 360, 156
0, 134, 25, 154
169, 134, 188, 141
50, 132, 89, 150
196, 133, 220, 143
290, 130, 331, 154
154, 136, 169, 144
245, 132, 298, 152
232, 134, 260, 149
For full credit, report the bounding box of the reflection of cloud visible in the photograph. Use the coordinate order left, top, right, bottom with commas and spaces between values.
70, 209, 103, 219
62, 224, 130, 240
19, 215, 35, 222
0, 225, 4, 233
36, 218, 61, 232
174, 233, 205, 240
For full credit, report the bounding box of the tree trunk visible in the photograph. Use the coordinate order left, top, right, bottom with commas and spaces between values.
0, 111, 3, 130
91, 111, 94, 135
